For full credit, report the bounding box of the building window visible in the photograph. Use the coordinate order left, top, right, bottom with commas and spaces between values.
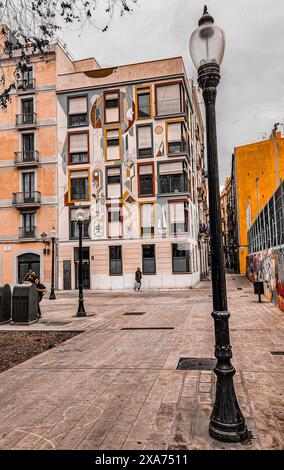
155, 82, 184, 116
167, 121, 187, 154
22, 172, 35, 197
68, 96, 88, 127
169, 201, 189, 234
172, 243, 191, 273
158, 161, 188, 194
142, 245, 156, 274
21, 98, 34, 124
136, 86, 151, 119
70, 170, 89, 201
105, 128, 121, 161
22, 133, 35, 161
137, 124, 153, 158
20, 65, 34, 91
69, 132, 89, 164
104, 91, 120, 124
140, 203, 154, 237
20, 212, 36, 238
106, 166, 121, 199
70, 207, 90, 239
138, 163, 154, 197
107, 205, 122, 238
109, 245, 122, 275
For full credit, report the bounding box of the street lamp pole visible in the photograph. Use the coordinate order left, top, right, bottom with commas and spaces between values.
75, 206, 87, 317
189, 6, 248, 442
49, 226, 56, 300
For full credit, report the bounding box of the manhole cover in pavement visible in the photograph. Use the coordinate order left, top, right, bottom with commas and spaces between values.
121, 327, 174, 330
124, 312, 145, 315
271, 351, 284, 356
176, 357, 216, 370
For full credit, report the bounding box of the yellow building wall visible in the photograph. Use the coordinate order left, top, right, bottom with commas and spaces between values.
235, 132, 284, 273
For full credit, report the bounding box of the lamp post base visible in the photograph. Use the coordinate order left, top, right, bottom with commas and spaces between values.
209, 420, 248, 443
49, 289, 56, 300
76, 300, 87, 317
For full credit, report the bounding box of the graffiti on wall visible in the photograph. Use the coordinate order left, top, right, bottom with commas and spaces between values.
247, 249, 284, 311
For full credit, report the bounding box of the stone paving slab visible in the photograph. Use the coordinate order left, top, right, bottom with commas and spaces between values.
0, 274, 284, 450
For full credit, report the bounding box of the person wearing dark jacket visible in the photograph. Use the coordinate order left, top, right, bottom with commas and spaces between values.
34, 277, 47, 318
134, 267, 142, 291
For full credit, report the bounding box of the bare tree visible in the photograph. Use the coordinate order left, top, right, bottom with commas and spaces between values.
0, 0, 137, 108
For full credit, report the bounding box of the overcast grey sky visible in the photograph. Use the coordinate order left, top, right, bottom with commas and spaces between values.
62, 0, 284, 185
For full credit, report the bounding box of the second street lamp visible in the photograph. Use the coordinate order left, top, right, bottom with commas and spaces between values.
189, 6, 248, 442
75, 205, 87, 317
49, 226, 56, 300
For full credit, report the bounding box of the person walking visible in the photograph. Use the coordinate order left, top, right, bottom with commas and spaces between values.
34, 276, 47, 319
134, 267, 142, 292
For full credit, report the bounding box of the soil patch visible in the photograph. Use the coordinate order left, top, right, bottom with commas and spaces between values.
0, 331, 81, 373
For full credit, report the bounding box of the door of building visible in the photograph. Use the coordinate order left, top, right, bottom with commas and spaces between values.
18, 253, 40, 283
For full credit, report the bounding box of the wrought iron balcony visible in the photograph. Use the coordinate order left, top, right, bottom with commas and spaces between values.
12, 191, 41, 209
17, 78, 36, 93
168, 140, 189, 156
19, 226, 36, 240
158, 175, 188, 195
16, 113, 37, 128
14, 150, 39, 167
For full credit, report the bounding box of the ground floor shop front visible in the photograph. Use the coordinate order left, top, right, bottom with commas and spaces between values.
58, 240, 203, 290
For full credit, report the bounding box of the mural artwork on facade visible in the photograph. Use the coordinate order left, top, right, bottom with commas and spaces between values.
247, 250, 284, 310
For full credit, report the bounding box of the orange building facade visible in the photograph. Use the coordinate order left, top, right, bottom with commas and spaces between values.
233, 131, 284, 274
0, 33, 73, 287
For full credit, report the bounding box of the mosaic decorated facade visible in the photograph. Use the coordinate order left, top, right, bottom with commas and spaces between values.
57, 56, 209, 290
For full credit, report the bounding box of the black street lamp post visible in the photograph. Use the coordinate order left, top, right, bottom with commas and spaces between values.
75, 206, 87, 317
189, 6, 248, 442
49, 226, 56, 300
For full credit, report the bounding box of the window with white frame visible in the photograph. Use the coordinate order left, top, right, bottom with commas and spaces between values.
105, 91, 120, 123
106, 166, 121, 199
141, 203, 154, 237
105, 128, 120, 161
70, 206, 90, 239
137, 125, 153, 158
169, 202, 188, 234
172, 243, 191, 273
156, 83, 184, 116
108, 206, 122, 238
167, 121, 187, 154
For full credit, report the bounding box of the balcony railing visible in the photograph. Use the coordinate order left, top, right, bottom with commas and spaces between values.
16, 113, 37, 128
14, 150, 39, 167
19, 226, 36, 239
12, 191, 41, 208
168, 140, 189, 156
17, 78, 35, 93
68, 113, 88, 128
159, 175, 188, 195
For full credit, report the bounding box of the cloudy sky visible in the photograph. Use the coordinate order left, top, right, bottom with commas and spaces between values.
62, 0, 284, 185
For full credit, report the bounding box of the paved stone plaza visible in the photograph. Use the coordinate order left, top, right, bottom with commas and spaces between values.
0, 274, 284, 450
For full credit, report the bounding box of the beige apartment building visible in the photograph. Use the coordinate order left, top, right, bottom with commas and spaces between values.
56, 54, 209, 290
